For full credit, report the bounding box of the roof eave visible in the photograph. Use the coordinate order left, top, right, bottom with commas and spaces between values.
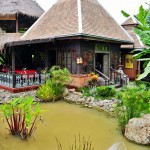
7, 33, 134, 47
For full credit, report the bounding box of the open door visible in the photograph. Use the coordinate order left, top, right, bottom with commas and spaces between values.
95, 53, 109, 76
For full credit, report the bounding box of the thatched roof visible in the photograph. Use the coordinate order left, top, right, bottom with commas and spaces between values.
121, 16, 144, 49
0, 33, 23, 51
19, 0, 133, 44
0, 0, 44, 18
122, 16, 139, 26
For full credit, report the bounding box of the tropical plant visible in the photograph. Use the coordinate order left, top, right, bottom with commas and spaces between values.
37, 80, 56, 101
0, 96, 42, 140
133, 6, 150, 79
37, 66, 71, 102
50, 66, 71, 85
0, 54, 5, 65
122, 5, 150, 80
115, 84, 150, 132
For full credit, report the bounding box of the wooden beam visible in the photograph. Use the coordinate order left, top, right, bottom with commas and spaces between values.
76, 40, 82, 74
16, 14, 18, 33
0, 15, 16, 20
12, 48, 16, 88
12, 48, 16, 72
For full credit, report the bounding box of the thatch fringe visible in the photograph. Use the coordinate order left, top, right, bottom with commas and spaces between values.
0, 0, 44, 18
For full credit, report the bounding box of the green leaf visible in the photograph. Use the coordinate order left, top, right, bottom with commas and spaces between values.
137, 61, 150, 80
121, 10, 130, 18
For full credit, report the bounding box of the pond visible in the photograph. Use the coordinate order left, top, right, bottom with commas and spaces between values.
0, 101, 149, 150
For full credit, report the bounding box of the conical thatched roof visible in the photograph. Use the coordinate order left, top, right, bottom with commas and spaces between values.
0, 0, 44, 18
20, 0, 133, 43
121, 16, 144, 49
122, 16, 140, 26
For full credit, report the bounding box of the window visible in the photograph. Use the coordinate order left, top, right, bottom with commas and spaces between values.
82, 50, 94, 73
57, 49, 77, 74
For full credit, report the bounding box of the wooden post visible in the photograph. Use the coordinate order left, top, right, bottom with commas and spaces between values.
12, 48, 16, 88
137, 61, 141, 75
16, 14, 18, 33
76, 41, 82, 74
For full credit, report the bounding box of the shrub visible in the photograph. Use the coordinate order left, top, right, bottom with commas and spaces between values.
78, 86, 96, 98
37, 66, 71, 102
79, 86, 116, 100
115, 84, 150, 132
37, 80, 55, 101
50, 66, 71, 85
96, 86, 116, 99
0, 96, 42, 140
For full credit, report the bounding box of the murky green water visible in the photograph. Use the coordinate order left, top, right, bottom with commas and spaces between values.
0, 101, 149, 150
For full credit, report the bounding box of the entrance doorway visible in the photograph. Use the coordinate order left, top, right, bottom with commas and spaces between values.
95, 53, 109, 76
95, 53, 103, 72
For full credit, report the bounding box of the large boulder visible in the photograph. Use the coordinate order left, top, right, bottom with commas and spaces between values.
125, 114, 150, 145
95, 77, 105, 86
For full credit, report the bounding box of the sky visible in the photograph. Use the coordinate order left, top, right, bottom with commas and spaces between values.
36, 0, 149, 24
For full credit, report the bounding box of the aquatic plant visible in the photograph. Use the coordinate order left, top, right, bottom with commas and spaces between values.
56, 134, 94, 150
0, 96, 42, 140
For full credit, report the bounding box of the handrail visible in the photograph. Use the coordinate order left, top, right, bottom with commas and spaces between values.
94, 69, 110, 81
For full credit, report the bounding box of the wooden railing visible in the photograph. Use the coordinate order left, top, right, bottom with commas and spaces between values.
94, 69, 110, 86
0, 72, 49, 88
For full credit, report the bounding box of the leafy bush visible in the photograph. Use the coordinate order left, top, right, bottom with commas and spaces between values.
115, 84, 150, 132
96, 86, 116, 99
135, 80, 150, 90
37, 80, 56, 101
50, 66, 71, 85
0, 96, 42, 140
78, 86, 96, 98
37, 66, 71, 102
79, 86, 116, 100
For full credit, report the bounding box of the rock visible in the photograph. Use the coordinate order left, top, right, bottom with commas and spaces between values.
63, 88, 69, 97
76, 98, 85, 103
125, 114, 150, 145
111, 98, 116, 101
88, 105, 93, 108
98, 101, 104, 107
69, 89, 76, 92
109, 108, 114, 112
96, 77, 105, 86
86, 97, 91, 102
90, 97, 95, 102
84, 104, 88, 107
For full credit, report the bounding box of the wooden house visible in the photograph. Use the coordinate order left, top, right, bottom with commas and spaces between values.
0, 0, 44, 51
121, 16, 145, 80
3, 0, 134, 91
